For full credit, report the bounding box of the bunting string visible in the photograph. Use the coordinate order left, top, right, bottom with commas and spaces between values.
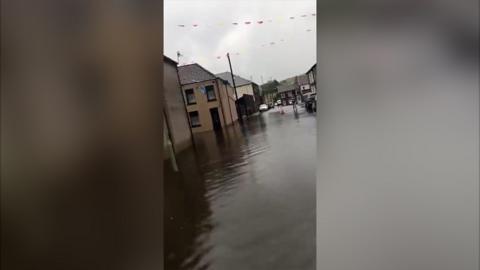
174, 12, 316, 65
177, 27, 315, 65
176, 12, 315, 28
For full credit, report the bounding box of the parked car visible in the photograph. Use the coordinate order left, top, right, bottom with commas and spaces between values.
275, 100, 282, 106
259, 104, 269, 112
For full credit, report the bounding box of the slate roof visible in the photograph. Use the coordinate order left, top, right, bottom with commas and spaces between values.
306, 63, 316, 73
164, 55, 177, 65
177, 63, 217, 85
296, 74, 309, 85
276, 83, 297, 93
216, 72, 253, 87
280, 76, 297, 85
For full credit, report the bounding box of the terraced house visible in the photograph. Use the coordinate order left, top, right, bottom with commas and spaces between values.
216, 71, 261, 115
178, 63, 238, 133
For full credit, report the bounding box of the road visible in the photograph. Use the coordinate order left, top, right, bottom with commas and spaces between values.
165, 105, 316, 270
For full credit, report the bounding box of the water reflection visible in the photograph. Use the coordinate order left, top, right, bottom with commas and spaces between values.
165, 107, 316, 270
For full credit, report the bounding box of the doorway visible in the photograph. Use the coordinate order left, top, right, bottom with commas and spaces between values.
210, 107, 222, 130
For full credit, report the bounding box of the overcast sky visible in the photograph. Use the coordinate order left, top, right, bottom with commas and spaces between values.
165, 0, 316, 84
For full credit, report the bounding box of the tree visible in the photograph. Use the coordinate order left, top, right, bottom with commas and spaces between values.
260, 80, 279, 96
259, 80, 280, 105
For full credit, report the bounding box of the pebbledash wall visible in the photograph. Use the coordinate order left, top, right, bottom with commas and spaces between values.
236, 84, 255, 100
236, 83, 261, 105
164, 57, 192, 153
181, 78, 237, 133
218, 80, 239, 125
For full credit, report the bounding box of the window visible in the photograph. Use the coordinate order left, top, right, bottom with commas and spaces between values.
206, 85, 216, 101
189, 111, 201, 127
185, 89, 196, 105
302, 89, 312, 94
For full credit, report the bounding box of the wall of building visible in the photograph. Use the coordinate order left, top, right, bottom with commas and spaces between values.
227, 84, 239, 122
218, 82, 239, 125
308, 70, 315, 84
236, 84, 255, 100
164, 61, 192, 152
182, 80, 226, 133
236, 83, 261, 111
263, 92, 277, 105
307, 68, 316, 94
279, 90, 299, 105
236, 94, 256, 116
300, 84, 312, 98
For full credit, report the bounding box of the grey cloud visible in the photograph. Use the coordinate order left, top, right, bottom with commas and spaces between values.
165, 0, 316, 84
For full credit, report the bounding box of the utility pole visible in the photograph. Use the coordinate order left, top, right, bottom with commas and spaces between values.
227, 52, 243, 123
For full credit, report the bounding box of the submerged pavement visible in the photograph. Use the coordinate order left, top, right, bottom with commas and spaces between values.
165, 105, 316, 270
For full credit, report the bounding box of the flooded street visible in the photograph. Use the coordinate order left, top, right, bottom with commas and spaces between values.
165, 105, 316, 270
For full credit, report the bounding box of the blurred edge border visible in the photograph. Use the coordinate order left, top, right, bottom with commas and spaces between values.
1, 1, 165, 269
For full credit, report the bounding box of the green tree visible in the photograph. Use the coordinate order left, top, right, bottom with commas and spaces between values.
260, 80, 279, 96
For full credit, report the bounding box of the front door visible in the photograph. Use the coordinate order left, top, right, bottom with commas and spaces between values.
210, 107, 221, 130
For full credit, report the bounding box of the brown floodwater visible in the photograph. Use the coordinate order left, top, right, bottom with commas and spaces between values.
165, 105, 316, 270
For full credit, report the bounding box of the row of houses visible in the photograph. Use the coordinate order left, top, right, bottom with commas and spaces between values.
163, 56, 261, 157
261, 63, 316, 106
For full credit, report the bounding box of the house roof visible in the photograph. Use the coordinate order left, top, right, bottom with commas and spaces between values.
306, 63, 316, 73
279, 76, 297, 85
164, 55, 177, 65
276, 83, 297, 93
296, 74, 309, 85
216, 72, 254, 87
278, 74, 308, 88
177, 63, 217, 85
